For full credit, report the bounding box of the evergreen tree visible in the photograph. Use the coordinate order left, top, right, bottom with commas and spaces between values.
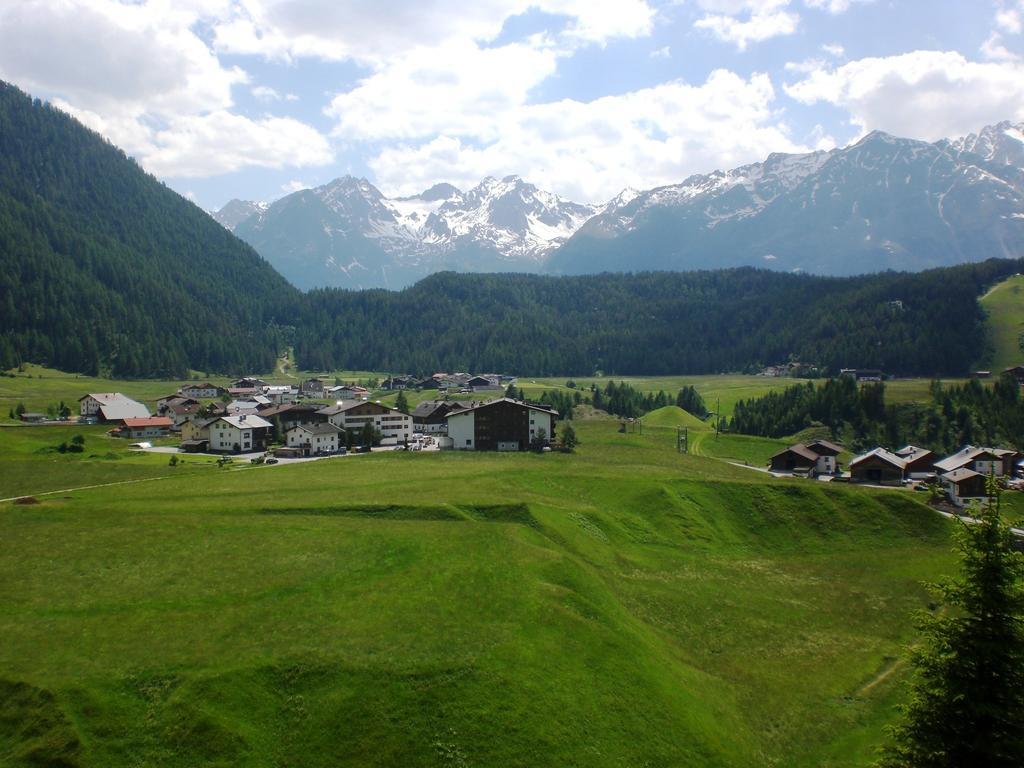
560, 423, 578, 451
395, 390, 410, 414
878, 481, 1024, 767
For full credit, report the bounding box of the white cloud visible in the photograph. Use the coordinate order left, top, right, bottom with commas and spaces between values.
821, 42, 845, 57
326, 40, 561, 142
803, 0, 869, 13
281, 179, 310, 194
366, 69, 810, 202
785, 50, 1024, 140
650, 45, 672, 59
251, 85, 282, 100
213, 0, 654, 63
995, 4, 1023, 34
693, 1, 799, 50
0, 0, 332, 178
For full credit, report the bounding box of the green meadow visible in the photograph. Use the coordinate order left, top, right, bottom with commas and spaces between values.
1, 407, 958, 767
981, 272, 1024, 372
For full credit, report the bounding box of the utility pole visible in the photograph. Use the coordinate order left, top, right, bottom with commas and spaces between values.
715, 396, 721, 439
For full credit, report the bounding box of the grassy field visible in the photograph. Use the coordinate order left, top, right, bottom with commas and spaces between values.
0, 411, 959, 767
980, 273, 1024, 372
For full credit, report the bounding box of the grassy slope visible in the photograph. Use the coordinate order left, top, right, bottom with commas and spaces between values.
980, 273, 1024, 372
0, 417, 955, 767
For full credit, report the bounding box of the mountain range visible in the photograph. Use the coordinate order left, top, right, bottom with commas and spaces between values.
217, 121, 1024, 290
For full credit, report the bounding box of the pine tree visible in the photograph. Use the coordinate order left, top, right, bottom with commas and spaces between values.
395, 390, 410, 414
878, 479, 1024, 767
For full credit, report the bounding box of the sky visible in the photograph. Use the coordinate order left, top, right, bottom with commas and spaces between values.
0, 0, 1022, 211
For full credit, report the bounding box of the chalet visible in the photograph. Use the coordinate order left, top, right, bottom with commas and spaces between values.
207, 414, 272, 453
163, 401, 201, 428
468, 375, 502, 392
19, 412, 45, 423
768, 439, 842, 477
1003, 365, 1024, 386
446, 398, 557, 452
411, 400, 462, 434
941, 468, 989, 507
934, 446, 1020, 477
156, 394, 199, 412
79, 393, 150, 423
286, 423, 344, 456
260, 403, 328, 432
112, 416, 173, 439
381, 375, 414, 391
263, 385, 297, 404
180, 417, 216, 451
768, 444, 818, 476
179, 382, 225, 399
893, 445, 936, 479
319, 400, 413, 444
300, 378, 326, 397
416, 376, 442, 390
231, 377, 268, 390
329, 385, 370, 400
224, 400, 262, 416
849, 448, 906, 486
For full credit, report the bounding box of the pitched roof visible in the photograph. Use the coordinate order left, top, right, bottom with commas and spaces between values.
318, 400, 395, 415
943, 467, 983, 484
214, 415, 272, 430
444, 397, 559, 418
849, 447, 906, 470
770, 444, 819, 463
85, 393, 150, 420
121, 417, 173, 428
805, 439, 843, 456
289, 422, 343, 436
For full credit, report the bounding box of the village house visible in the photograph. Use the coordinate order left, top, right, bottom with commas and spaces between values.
156, 393, 199, 412
940, 467, 990, 507
319, 400, 413, 444
207, 414, 272, 453
468, 375, 503, 392
768, 439, 843, 477
300, 378, 326, 397
79, 393, 150, 423
260, 403, 328, 433
849, 448, 906, 486
1004, 365, 1024, 386
263, 385, 297, 405
893, 445, 936, 479
231, 377, 268, 390
381, 375, 414, 391
163, 401, 201, 429
112, 416, 174, 439
933, 445, 1020, 477
329, 385, 370, 400
412, 400, 463, 434
286, 422, 344, 456
179, 382, 225, 399
446, 398, 557, 452
180, 417, 216, 452
840, 368, 885, 382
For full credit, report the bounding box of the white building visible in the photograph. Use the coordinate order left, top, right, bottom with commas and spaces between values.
319, 400, 412, 444
208, 414, 272, 453
179, 382, 224, 399
446, 398, 556, 451
79, 393, 150, 421
286, 422, 343, 456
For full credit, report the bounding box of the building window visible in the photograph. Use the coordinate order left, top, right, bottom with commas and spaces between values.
466, 439, 472, 446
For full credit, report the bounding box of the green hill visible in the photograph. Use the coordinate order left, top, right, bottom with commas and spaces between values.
0, 419, 956, 767
642, 404, 710, 429
0, 81, 299, 377
981, 273, 1024, 372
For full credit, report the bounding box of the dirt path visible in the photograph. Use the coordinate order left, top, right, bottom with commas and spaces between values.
0, 474, 173, 504
856, 657, 905, 697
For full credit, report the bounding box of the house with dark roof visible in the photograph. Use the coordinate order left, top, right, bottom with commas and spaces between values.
446, 398, 557, 451
286, 422, 344, 456
179, 382, 225, 399
768, 439, 842, 477
208, 414, 272, 453
411, 400, 462, 434
893, 445, 936, 478
934, 446, 1020, 477
940, 468, 989, 507
849, 448, 906, 486
1003, 365, 1024, 386
319, 400, 413, 444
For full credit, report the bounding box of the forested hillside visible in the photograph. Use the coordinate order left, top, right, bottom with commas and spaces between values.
292, 261, 1020, 376
0, 82, 298, 377
1, 81, 1021, 379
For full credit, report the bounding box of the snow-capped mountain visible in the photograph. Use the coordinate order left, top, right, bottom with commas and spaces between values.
548, 121, 1024, 277
218, 120, 1024, 289
222, 175, 596, 290
212, 199, 267, 230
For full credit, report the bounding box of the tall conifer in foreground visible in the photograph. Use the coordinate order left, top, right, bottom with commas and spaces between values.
878, 479, 1024, 767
